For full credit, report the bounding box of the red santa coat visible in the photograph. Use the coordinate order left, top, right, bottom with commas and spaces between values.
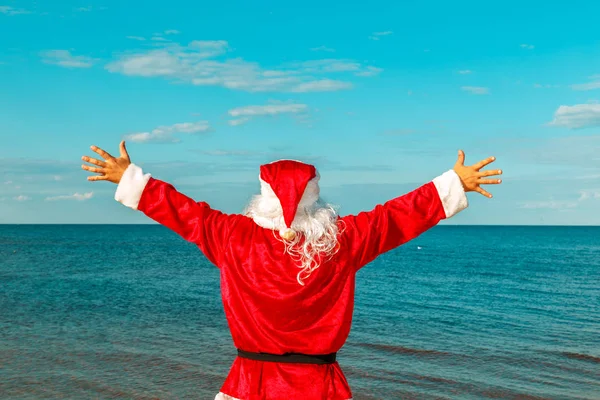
114, 164, 468, 400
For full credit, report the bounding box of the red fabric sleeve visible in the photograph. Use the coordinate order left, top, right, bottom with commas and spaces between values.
137, 177, 236, 267
339, 181, 447, 270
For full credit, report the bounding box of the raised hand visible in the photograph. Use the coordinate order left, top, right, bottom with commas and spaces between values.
453, 149, 502, 198
81, 140, 131, 184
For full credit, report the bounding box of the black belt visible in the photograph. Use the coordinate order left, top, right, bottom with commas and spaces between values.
237, 349, 337, 365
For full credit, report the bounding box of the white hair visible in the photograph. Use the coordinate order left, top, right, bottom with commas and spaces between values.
243, 176, 342, 285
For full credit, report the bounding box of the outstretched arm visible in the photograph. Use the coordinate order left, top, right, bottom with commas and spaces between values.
340, 150, 502, 270
81, 141, 236, 266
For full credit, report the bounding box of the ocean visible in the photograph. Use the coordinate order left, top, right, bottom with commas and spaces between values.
1, 225, 599, 399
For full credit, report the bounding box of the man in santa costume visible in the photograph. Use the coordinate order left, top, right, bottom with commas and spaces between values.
81, 141, 502, 400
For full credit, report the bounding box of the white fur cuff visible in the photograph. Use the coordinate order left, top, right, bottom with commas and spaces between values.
214, 393, 240, 400
114, 163, 151, 210
432, 169, 468, 219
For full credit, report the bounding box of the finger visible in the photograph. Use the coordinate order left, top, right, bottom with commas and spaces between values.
478, 169, 502, 177
119, 140, 130, 161
87, 175, 109, 181
472, 156, 496, 171
477, 178, 502, 185
81, 164, 105, 174
476, 186, 493, 198
90, 145, 113, 160
455, 149, 465, 167
81, 155, 107, 167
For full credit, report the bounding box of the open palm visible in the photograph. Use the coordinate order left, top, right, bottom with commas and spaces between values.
81, 141, 131, 184
453, 150, 502, 198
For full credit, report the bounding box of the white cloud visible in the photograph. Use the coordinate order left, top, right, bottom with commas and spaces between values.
189, 40, 230, 51
107, 41, 230, 76
227, 102, 308, 126
310, 46, 335, 52
126, 36, 146, 41
369, 31, 393, 40
534, 83, 560, 89
40, 50, 96, 68
45, 192, 93, 201
14, 195, 30, 201
355, 66, 383, 77
293, 59, 380, 77
164, 29, 180, 35
461, 86, 489, 95
124, 120, 211, 143
151, 36, 169, 42
4, 180, 12, 184
229, 103, 307, 117
547, 104, 600, 129
0, 6, 30, 15
301, 59, 360, 72
228, 117, 250, 126
571, 78, 600, 91
578, 189, 600, 201
520, 44, 534, 49
124, 132, 173, 143
106, 40, 377, 93
292, 113, 314, 127
75, 6, 107, 12
458, 70, 472, 74
291, 79, 353, 92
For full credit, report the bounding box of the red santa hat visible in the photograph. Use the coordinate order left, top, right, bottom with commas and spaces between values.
259, 160, 318, 240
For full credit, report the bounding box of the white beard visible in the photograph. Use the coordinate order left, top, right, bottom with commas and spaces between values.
243, 176, 341, 285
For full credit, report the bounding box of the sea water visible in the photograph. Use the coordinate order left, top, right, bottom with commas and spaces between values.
1, 225, 599, 399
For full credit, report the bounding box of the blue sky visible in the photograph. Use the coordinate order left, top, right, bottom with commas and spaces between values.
1, 0, 600, 225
